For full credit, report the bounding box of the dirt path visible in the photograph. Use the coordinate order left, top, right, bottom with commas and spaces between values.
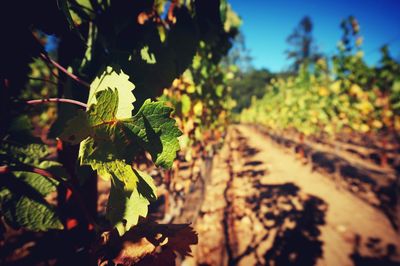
188, 125, 400, 266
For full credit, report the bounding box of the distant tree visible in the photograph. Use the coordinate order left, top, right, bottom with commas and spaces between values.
229, 68, 273, 112
285, 16, 321, 73
223, 32, 253, 72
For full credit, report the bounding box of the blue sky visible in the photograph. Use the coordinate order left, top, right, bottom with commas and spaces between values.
228, 0, 400, 72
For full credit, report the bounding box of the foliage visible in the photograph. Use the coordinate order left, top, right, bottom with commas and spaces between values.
0, 0, 240, 264
160, 1, 241, 162
240, 16, 400, 140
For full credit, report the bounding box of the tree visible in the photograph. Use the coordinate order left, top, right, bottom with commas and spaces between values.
229, 68, 273, 112
285, 16, 321, 73
223, 32, 252, 72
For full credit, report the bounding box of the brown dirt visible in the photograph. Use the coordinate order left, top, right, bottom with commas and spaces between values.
186, 125, 400, 266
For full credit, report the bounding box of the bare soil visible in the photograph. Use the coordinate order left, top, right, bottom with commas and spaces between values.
186, 125, 400, 266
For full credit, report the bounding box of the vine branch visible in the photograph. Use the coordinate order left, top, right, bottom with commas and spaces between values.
28, 77, 58, 86
26, 98, 87, 108
39, 53, 90, 88
31, 32, 90, 89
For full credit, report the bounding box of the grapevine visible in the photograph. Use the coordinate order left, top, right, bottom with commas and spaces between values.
0, 0, 240, 264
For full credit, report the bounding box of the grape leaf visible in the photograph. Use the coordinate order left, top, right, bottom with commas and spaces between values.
114, 5, 198, 110
0, 161, 64, 231
181, 94, 191, 115
62, 88, 182, 168
88, 66, 136, 118
59, 110, 91, 145
59, 69, 181, 235
0, 142, 49, 166
57, 0, 75, 30
0, 137, 65, 231
106, 169, 157, 235
6, 115, 41, 144
79, 149, 157, 234
57, 0, 85, 40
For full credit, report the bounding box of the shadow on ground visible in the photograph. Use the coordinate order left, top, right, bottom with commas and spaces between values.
245, 182, 327, 266
351, 234, 400, 266
231, 133, 328, 266
264, 130, 399, 231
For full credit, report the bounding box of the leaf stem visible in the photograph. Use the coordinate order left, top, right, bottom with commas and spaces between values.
26, 98, 87, 108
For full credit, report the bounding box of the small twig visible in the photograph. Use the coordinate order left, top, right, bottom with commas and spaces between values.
26, 98, 87, 108
41, 52, 61, 81
31, 32, 61, 81
28, 77, 58, 86
31, 32, 89, 89
39, 53, 90, 88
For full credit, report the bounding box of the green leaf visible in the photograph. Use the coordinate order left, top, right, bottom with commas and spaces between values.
1, 188, 63, 231
59, 110, 91, 145
62, 88, 181, 168
181, 94, 191, 115
123, 98, 182, 168
59, 70, 181, 235
0, 162, 65, 231
77, 151, 157, 232
113, 6, 198, 110
106, 169, 157, 235
37, 161, 69, 184
14, 161, 62, 195
57, 0, 85, 40
140, 46, 156, 64
88, 66, 136, 118
0, 142, 49, 166
57, 0, 74, 29
6, 115, 38, 144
